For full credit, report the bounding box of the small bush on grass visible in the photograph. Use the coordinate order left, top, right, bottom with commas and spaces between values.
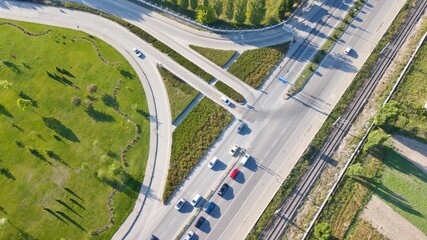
214, 81, 245, 103
228, 42, 290, 88
190, 45, 236, 67
162, 98, 232, 203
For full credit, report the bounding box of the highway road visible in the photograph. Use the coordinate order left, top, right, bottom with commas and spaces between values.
0, 0, 408, 239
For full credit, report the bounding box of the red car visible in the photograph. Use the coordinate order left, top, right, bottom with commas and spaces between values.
230, 168, 239, 179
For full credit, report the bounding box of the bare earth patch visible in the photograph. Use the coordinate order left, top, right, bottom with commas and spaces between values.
362, 195, 427, 240
390, 135, 427, 174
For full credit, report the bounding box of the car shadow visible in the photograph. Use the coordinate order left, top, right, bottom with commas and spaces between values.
138, 54, 145, 59
222, 186, 234, 201
213, 160, 227, 172
199, 219, 211, 233
180, 202, 194, 214
210, 205, 222, 219
240, 126, 252, 136
234, 172, 245, 184
245, 158, 258, 172
348, 50, 359, 59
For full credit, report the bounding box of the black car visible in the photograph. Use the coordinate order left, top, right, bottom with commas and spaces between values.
195, 216, 206, 229
218, 183, 229, 196
148, 235, 159, 240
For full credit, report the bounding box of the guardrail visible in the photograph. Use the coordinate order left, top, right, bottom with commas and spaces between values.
301, 28, 427, 240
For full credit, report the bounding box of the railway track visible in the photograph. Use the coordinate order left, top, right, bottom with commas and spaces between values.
260, 0, 427, 239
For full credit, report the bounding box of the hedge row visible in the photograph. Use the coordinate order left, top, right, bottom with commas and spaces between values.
162, 98, 232, 203
214, 80, 245, 103
190, 45, 236, 67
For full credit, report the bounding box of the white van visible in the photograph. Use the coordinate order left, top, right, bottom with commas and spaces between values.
240, 153, 250, 166
207, 156, 218, 169
191, 194, 202, 207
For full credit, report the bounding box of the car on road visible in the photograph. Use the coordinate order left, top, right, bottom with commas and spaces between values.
229, 144, 240, 156
240, 153, 251, 166
237, 122, 246, 134
195, 216, 206, 229
191, 194, 202, 207
218, 183, 229, 196
133, 48, 142, 57
207, 156, 218, 169
230, 168, 239, 179
344, 46, 352, 55
205, 201, 216, 214
175, 198, 186, 211
221, 96, 231, 106
184, 230, 195, 240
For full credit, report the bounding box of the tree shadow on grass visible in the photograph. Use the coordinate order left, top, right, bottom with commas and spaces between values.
120, 69, 135, 80
355, 176, 423, 218
3, 61, 21, 73
101, 94, 118, 109
136, 109, 157, 123
46, 150, 70, 168
382, 146, 427, 183
12, 123, 24, 132
55, 211, 86, 231
55, 66, 75, 78
42, 117, 79, 142
56, 199, 82, 218
46, 70, 75, 87
0, 104, 13, 118
0, 168, 16, 180
69, 198, 86, 210
28, 148, 52, 165
64, 187, 84, 201
85, 107, 115, 122
43, 207, 68, 225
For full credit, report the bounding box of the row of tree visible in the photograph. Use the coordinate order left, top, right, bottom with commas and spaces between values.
167, 0, 298, 26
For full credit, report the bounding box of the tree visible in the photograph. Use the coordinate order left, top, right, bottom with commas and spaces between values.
203, 0, 209, 6
180, 0, 189, 10
374, 100, 401, 127
189, 0, 197, 10
363, 129, 389, 152
17, 98, 32, 111
247, 0, 266, 26
234, 0, 247, 24
278, 0, 287, 20
347, 162, 363, 177
109, 163, 123, 176
314, 222, 332, 240
87, 83, 97, 94
0, 80, 13, 90
170, 0, 177, 5
0, 218, 8, 227
195, 5, 217, 24
71, 96, 81, 106
213, 0, 223, 17
226, 0, 234, 20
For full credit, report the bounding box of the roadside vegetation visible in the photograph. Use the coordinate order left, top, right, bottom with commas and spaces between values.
228, 42, 290, 88
134, 0, 300, 28
214, 81, 245, 103
0, 19, 149, 239
289, 0, 366, 95
25, 0, 213, 82
158, 67, 199, 121
189, 45, 236, 67
247, 1, 415, 238
162, 98, 232, 203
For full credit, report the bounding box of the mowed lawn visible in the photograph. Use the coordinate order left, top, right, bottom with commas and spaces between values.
0, 19, 149, 239
374, 148, 427, 235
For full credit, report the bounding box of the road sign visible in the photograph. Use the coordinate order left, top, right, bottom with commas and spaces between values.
278, 76, 289, 84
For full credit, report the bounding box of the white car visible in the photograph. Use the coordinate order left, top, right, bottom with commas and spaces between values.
207, 156, 218, 169
221, 96, 231, 106
184, 231, 195, 240
229, 144, 240, 156
133, 48, 142, 57
240, 153, 250, 166
344, 46, 352, 55
175, 198, 186, 211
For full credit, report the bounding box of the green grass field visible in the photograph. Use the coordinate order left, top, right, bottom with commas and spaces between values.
158, 67, 199, 121
228, 43, 290, 88
162, 98, 232, 203
0, 19, 149, 239
189, 45, 236, 67
374, 147, 427, 235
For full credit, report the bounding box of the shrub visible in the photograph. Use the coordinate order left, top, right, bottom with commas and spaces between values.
84, 100, 93, 109
71, 96, 81, 106
189, 45, 236, 67
87, 83, 97, 94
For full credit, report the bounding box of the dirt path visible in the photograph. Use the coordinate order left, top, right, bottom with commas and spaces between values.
390, 135, 427, 174
362, 195, 427, 240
